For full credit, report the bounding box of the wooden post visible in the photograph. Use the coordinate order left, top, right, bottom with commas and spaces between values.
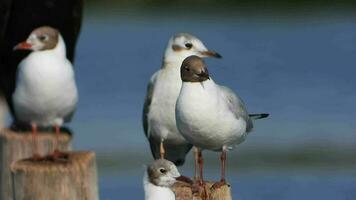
11, 151, 99, 200
0, 128, 71, 200
172, 181, 232, 200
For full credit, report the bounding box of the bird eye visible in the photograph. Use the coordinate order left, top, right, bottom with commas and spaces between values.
159, 168, 167, 174
38, 35, 48, 41
184, 66, 190, 71
185, 43, 193, 49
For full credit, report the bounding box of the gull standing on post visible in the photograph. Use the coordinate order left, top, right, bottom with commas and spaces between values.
12, 26, 78, 159
175, 56, 269, 188
143, 33, 222, 166
143, 159, 180, 200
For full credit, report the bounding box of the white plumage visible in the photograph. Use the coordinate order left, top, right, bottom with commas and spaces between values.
143, 172, 176, 200
176, 79, 248, 151
13, 34, 78, 127
143, 33, 221, 165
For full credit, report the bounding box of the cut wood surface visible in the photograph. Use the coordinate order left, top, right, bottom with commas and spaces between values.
172, 180, 232, 200
0, 128, 71, 200
11, 151, 99, 200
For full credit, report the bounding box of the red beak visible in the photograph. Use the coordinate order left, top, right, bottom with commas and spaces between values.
13, 41, 32, 50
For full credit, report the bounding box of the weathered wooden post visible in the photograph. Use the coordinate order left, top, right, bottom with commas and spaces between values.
0, 128, 71, 200
172, 181, 232, 200
11, 151, 99, 200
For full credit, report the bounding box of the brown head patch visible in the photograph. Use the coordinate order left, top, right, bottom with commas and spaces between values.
31, 26, 59, 50
181, 55, 210, 82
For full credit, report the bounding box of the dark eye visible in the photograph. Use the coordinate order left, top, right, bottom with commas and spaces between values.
185, 43, 193, 49
159, 168, 167, 174
184, 66, 190, 71
38, 35, 47, 41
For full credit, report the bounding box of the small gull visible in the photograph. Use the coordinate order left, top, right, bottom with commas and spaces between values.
143, 159, 180, 200
175, 55, 268, 188
12, 26, 78, 160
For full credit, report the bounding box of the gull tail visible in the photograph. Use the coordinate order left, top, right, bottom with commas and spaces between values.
249, 113, 269, 120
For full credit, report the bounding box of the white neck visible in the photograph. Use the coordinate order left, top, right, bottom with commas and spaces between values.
143, 173, 175, 200
53, 35, 66, 57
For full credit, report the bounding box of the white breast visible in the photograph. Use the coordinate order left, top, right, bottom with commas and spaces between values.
148, 63, 186, 143
175, 80, 247, 151
13, 50, 78, 126
143, 173, 175, 200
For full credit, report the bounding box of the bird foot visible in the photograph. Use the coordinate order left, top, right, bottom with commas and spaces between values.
211, 179, 228, 190
192, 180, 208, 199
30, 153, 44, 161
42, 150, 69, 161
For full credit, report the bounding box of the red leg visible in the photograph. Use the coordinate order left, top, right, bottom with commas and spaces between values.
194, 147, 199, 181
54, 125, 60, 153
192, 148, 208, 199
212, 147, 228, 189
31, 123, 41, 160
52, 125, 69, 160
198, 149, 204, 185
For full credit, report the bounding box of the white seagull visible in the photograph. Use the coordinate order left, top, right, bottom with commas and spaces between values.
12, 26, 78, 159
143, 33, 221, 166
175, 55, 268, 188
143, 159, 180, 200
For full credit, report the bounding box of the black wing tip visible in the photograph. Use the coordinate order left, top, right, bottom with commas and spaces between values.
249, 113, 269, 119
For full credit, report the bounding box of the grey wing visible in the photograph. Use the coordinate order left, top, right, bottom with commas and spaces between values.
219, 85, 254, 132
142, 71, 159, 138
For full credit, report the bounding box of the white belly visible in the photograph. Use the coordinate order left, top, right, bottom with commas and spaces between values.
148, 67, 187, 144
13, 53, 78, 126
176, 80, 247, 151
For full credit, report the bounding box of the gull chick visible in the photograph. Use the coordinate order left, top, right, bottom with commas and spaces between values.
12, 26, 78, 159
143, 33, 221, 166
143, 159, 180, 200
175, 56, 268, 187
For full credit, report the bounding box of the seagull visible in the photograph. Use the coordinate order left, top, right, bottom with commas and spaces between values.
143, 33, 221, 166
12, 26, 78, 160
175, 55, 269, 188
143, 159, 180, 200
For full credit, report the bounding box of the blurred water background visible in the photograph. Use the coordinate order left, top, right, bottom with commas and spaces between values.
11, 1, 356, 199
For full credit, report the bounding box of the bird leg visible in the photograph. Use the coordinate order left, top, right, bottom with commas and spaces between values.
212, 147, 228, 189
31, 123, 41, 160
192, 147, 207, 199
159, 139, 165, 159
198, 149, 204, 185
51, 125, 68, 160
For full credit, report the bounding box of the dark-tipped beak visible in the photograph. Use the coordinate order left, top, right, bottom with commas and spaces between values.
200, 50, 222, 58
197, 70, 210, 80
13, 41, 32, 51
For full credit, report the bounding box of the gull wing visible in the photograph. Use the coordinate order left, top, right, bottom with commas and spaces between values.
219, 85, 253, 132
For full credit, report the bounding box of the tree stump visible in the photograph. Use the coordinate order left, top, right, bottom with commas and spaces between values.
172, 180, 232, 200
11, 151, 98, 200
0, 128, 71, 200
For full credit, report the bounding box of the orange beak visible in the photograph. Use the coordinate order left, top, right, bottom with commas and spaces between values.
200, 50, 222, 58
13, 41, 32, 50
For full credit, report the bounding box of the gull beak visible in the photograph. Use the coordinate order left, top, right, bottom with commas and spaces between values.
13, 41, 32, 51
200, 50, 222, 58
197, 69, 210, 80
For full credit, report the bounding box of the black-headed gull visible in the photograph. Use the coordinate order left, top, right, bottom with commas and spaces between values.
143, 33, 221, 166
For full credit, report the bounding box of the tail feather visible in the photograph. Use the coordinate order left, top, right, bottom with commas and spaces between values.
249, 113, 269, 120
